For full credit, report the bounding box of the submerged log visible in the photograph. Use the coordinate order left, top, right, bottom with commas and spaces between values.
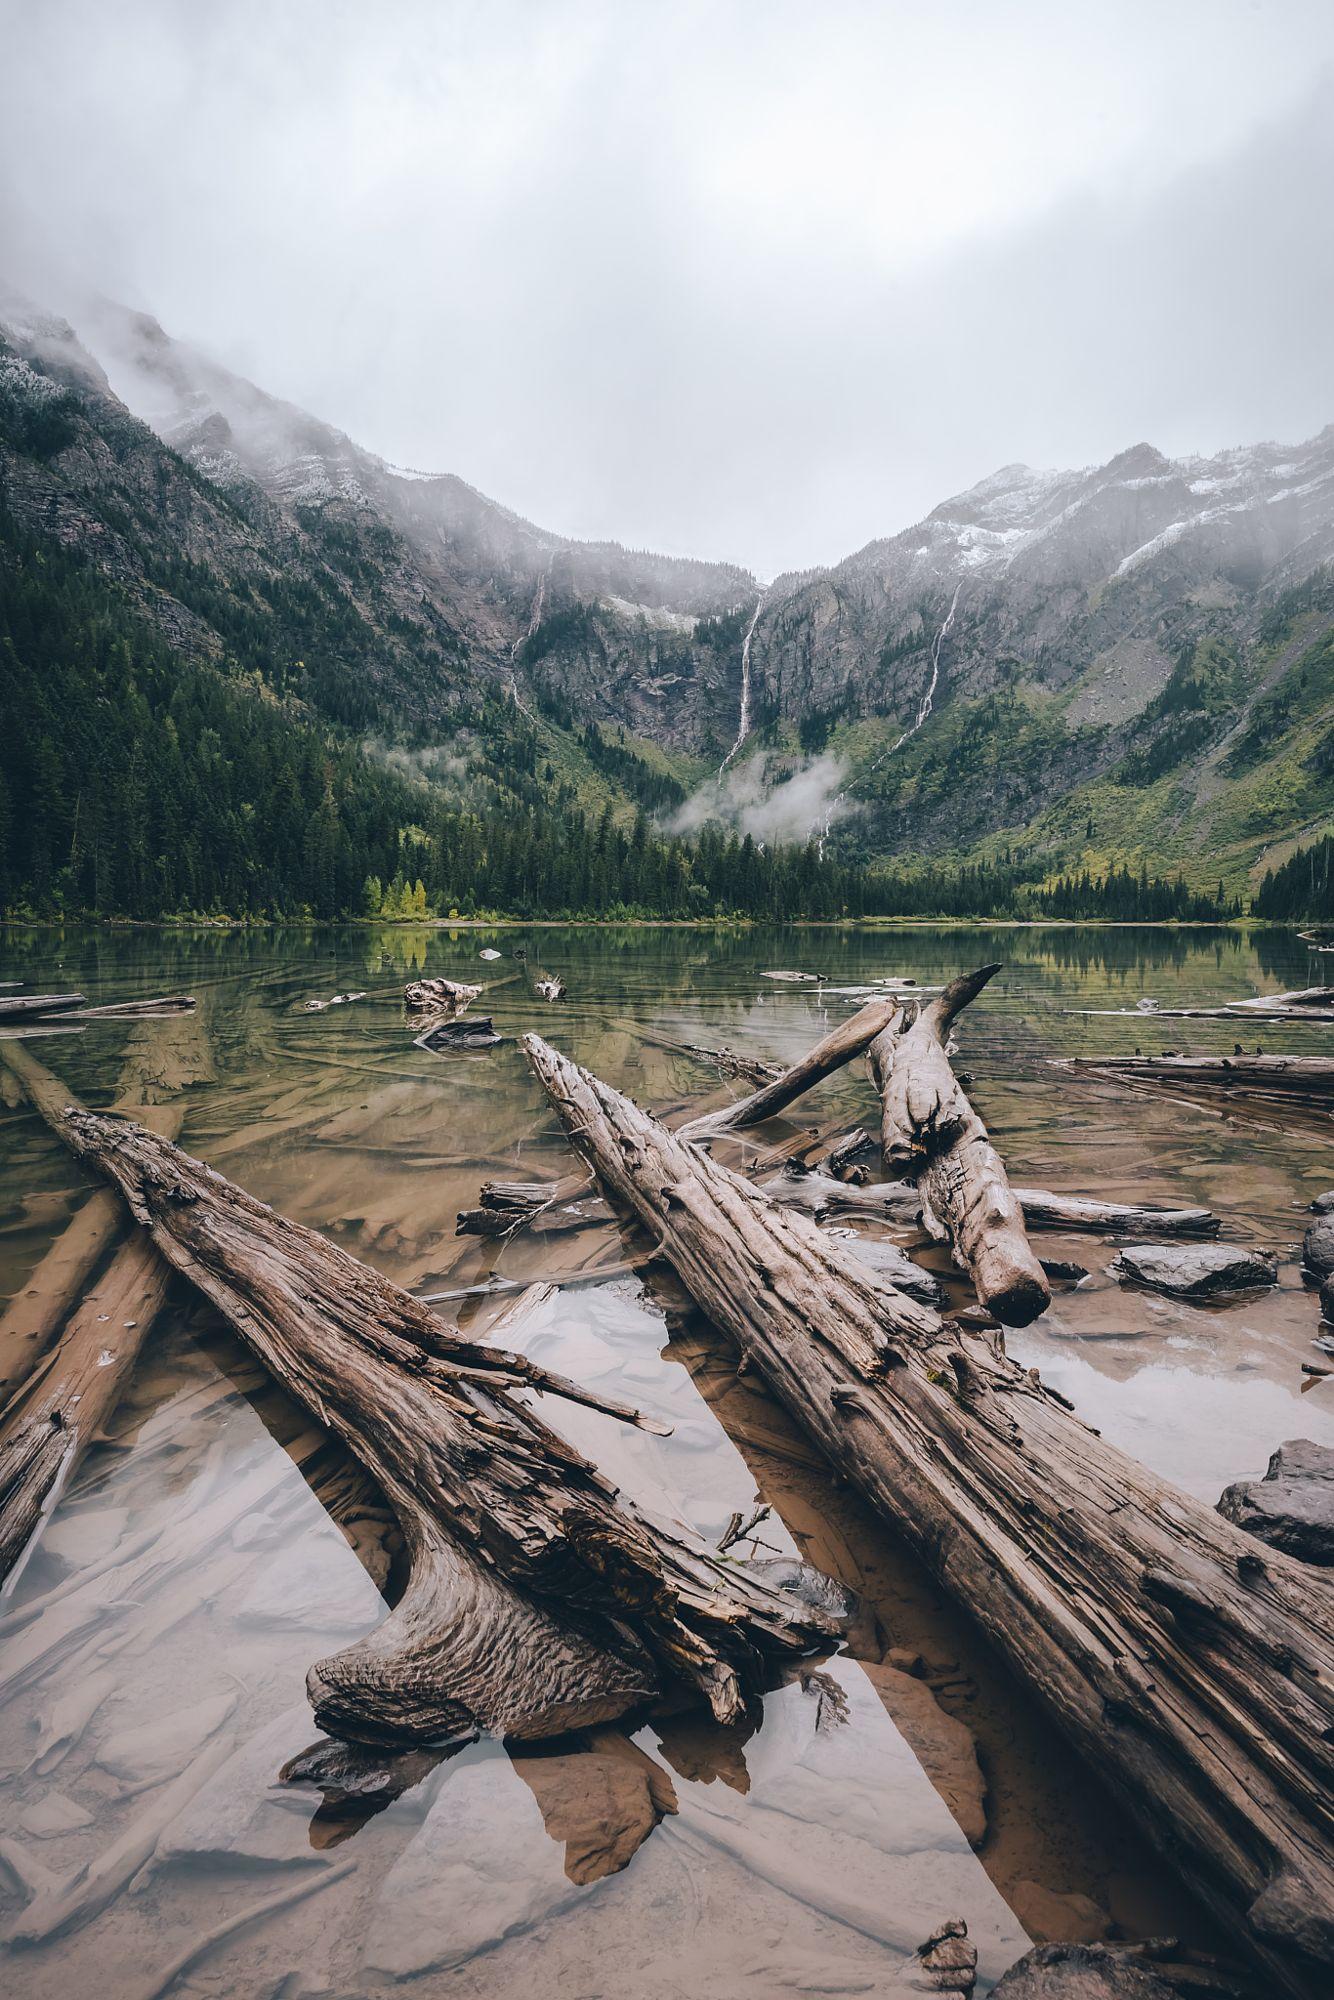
1070, 1054, 1334, 1109
66, 995, 196, 1020
14, 1070, 831, 1745
523, 1034, 1334, 1997
0, 993, 87, 1021
868, 966, 1050, 1326
0, 1232, 172, 1591
0, 1036, 194, 1573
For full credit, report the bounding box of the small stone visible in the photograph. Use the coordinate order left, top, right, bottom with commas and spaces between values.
20, 1791, 94, 1837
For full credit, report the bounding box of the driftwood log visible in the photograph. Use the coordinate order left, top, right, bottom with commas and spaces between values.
523, 1033, 1334, 1998
868, 966, 1050, 1325
11, 1066, 831, 1745
758, 1168, 1219, 1240
404, 978, 481, 1012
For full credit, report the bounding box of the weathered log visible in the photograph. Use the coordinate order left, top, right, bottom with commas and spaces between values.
15, 1077, 831, 1745
404, 978, 481, 1012
678, 992, 905, 1142
523, 1034, 1334, 1998
868, 966, 1050, 1326
0, 993, 86, 1020
1012, 1189, 1220, 1239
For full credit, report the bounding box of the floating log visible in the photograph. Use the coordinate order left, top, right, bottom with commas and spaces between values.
301, 991, 367, 1013
868, 967, 1050, 1326
404, 978, 481, 1012
523, 1033, 1334, 1997
13, 1069, 832, 1745
0, 994, 86, 1020
535, 975, 565, 1002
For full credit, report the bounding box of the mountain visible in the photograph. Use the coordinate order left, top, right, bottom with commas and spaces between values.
5, 283, 1334, 905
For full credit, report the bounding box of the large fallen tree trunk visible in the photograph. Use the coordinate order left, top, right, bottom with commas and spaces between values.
868, 966, 1050, 1325
523, 1033, 1334, 1999
13, 1063, 831, 1746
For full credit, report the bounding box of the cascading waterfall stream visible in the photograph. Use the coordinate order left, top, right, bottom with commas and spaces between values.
718, 590, 767, 776
818, 583, 962, 853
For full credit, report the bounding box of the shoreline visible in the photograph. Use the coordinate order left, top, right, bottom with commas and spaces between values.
0, 916, 1278, 935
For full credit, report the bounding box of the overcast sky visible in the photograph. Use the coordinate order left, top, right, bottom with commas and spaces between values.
2, 0, 1332, 577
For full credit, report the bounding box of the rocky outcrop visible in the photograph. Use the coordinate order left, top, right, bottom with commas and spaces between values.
1217, 1439, 1334, 1565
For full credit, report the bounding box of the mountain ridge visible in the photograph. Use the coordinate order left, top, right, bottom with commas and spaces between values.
5, 282, 1334, 900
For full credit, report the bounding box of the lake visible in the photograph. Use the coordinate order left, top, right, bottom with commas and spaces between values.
2, 921, 1331, 1998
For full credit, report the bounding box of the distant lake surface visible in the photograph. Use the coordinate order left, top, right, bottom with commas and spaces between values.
2, 922, 1331, 1998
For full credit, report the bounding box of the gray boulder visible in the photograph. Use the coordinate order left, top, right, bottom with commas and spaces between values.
1303, 1213, 1334, 1276
1110, 1243, 1276, 1299
1309, 1189, 1334, 1215
990, 1943, 1181, 1998
1217, 1439, 1334, 1565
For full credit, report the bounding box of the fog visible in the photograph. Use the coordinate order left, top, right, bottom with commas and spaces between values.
3, 0, 1333, 576
669, 753, 852, 847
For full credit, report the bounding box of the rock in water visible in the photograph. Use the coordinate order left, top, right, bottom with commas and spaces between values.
1217, 1438, 1334, 1565
414, 1014, 502, 1052
1309, 1189, 1334, 1215
990, 1944, 1181, 1998
1303, 1213, 1334, 1276
1110, 1242, 1277, 1299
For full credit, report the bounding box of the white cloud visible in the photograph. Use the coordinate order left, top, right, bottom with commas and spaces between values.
2, 1, 1333, 574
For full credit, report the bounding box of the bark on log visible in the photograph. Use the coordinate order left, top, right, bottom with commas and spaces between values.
11, 1072, 832, 1746
868, 966, 1050, 1326
523, 1033, 1334, 1998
